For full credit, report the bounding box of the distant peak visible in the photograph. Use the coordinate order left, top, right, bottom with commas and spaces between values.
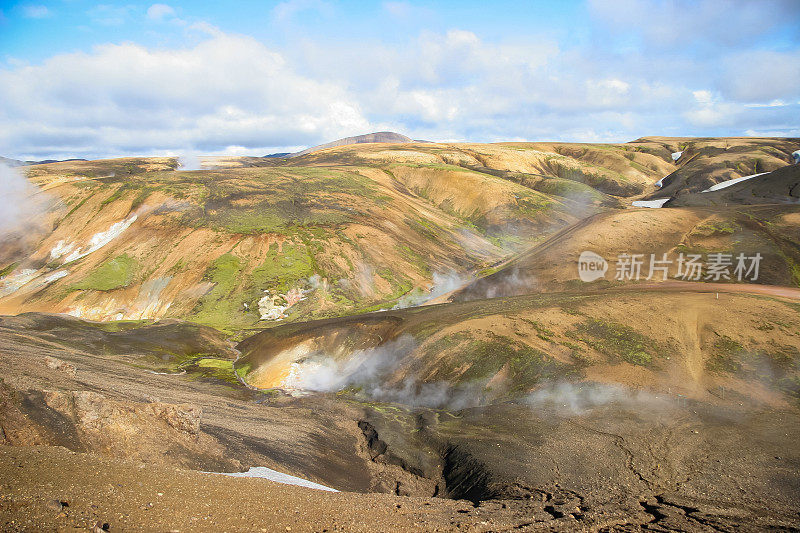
291, 131, 413, 157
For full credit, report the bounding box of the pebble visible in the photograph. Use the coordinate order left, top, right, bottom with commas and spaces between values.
45, 499, 63, 511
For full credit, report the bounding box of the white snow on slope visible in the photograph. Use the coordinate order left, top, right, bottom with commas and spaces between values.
702, 172, 768, 193
42, 270, 69, 284
49, 240, 76, 261
0, 269, 39, 297
671, 151, 683, 161
59, 214, 138, 263
632, 198, 671, 208
655, 176, 666, 188
214, 467, 338, 492
0, 269, 68, 297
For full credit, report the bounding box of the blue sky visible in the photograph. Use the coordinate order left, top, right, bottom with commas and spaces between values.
1, 0, 799, 159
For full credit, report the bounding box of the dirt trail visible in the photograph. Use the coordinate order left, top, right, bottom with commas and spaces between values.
675, 304, 705, 391
612, 280, 800, 300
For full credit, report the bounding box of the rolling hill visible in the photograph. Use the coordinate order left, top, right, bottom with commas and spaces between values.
2, 136, 799, 336
2, 134, 800, 530
0, 137, 684, 333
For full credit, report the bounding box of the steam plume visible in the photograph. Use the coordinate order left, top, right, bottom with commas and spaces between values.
524, 381, 671, 415
177, 154, 202, 171
0, 162, 50, 237
394, 270, 473, 308
284, 335, 487, 409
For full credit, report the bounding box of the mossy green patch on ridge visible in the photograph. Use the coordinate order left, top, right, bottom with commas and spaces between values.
706, 336, 744, 373
251, 241, 315, 293
72, 254, 137, 291
567, 318, 660, 366
422, 332, 573, 392
190, 253, 246, 331
192, 167, 379, 235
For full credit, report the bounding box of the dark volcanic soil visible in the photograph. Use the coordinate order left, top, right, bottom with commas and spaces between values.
1, 314, 800, 531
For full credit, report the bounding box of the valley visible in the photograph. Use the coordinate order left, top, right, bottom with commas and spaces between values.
2, 134, 800, 531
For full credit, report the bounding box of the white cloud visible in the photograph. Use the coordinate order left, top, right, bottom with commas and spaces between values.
744, 100, 788, 108
693, 90, 714, 106
383, 1, 411, 17
745, 128, 800, 137
146, 3, 175, 21
585, 79, 631, 106
589, 0, 800, 49
0, 14, 798, 160
0, 33, 371, 159
721, 49, 800, 102
20, 4, 50, 18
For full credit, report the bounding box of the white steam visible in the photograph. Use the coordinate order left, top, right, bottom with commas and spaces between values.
524, 381, 671, 415
285, 335, 416, 392
176, 154, 202, 171
394, 270, 473, 309
280, 335, 676, 412
282, 335, 486, 409
482, 267, 537, 299
0, 162, 50, 236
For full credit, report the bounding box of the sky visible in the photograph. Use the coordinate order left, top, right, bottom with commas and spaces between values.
1, 0, 799, 160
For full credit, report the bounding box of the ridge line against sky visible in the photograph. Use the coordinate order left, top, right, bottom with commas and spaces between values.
1, 0, 799, 160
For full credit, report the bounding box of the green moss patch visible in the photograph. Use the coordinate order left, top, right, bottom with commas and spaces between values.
692, 220, 739, 237
72, 254, 137, 291
567, 318, 660, 366
424, 332, 573, 392
706, 336, 744, 373
252, 242, 315, 293
178, 357, 242, 386
195, 168, 377, 235
190, 253, 246, 330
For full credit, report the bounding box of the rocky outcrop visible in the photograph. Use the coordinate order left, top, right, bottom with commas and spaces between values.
1, 382, 233, 470
0, 380, 53, 446
42, 390, 202, 436
44, 356, 77, 377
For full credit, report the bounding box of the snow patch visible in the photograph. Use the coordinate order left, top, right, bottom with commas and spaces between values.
632, 198, 670, 208
60, 214, 138, 263
214, 466, 337, 491
42, 270, 68, 284
0, 268, 68, 297
702, 172, 768, 193
671, 151, 683, 161
0, 268, 39, 296
49, 240, 76, 261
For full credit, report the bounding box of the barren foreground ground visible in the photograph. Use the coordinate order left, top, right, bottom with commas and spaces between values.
1, 296, 799, 531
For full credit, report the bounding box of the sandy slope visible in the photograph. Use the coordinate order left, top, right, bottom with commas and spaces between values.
0, 445, 488, 532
